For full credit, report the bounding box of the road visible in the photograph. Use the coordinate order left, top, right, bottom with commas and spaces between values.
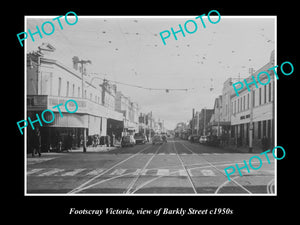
26, 138, 275, 195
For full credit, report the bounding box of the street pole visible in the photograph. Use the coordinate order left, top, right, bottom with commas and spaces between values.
79, 59, 91, 153
203, 108, 206, 136
249, 89, 254, 153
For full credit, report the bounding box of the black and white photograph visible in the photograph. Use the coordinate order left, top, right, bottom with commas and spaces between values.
22, 14, 279, 195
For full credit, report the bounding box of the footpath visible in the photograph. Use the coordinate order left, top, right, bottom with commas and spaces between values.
69, 144, 119, 153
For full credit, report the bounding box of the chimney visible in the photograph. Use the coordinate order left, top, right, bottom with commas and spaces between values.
72, 56, 79, 70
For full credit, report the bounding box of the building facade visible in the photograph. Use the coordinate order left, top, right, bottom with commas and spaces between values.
230, 50, 275, 150
26, 43, 123, 152
115, 91, 139, 135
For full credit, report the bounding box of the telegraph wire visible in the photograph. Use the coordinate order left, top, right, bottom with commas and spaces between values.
88, 72, 195, 92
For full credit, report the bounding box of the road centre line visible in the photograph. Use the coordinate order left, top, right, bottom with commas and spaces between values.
172, 141, 197, 194
68, 144, 153, 194
124, 144, 162, 194
178, 142, 252, 194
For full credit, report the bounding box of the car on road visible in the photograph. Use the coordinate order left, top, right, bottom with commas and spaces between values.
162, 135, 167, 143
199, 136, 208, 144
134, 133, 147, 144
152, 135, 164, 145
121, 135, 136, 147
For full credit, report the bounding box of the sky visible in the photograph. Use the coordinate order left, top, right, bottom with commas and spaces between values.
26, 15, 275, 130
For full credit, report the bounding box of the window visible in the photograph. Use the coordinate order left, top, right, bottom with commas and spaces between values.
243, 95, 245, 111
259, 88, 261, 105
263, 120, 266, 137
58, 77, 61, 96
269, 82, 272, 102
237, 99, 239, 113
240, 97, 243, 112
247, 93, 249, 109
66, 81, 69, 97
78, 87, 80, 98
72, 84, 75, 97
234, 101, 236, 114
264, 85, 267, 104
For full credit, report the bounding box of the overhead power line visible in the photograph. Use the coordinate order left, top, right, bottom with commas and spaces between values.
88, 73, 195, 93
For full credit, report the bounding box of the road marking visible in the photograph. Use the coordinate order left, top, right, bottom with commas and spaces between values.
86, 169, 105, 176
179, 142, 252, 194
156, 169, 170, 176
27, 168, 44, 175
201, 169, 216, 176
38, 168, 65, 176
173, 141, 197, 194
124, 144, 162, 194
61, 169, 86, 176
110, 169, 127, 175
68, 144, 153, 194
178, 169, 188, 176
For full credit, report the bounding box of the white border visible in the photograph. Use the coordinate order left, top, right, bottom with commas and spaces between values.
24, 15, 277, 196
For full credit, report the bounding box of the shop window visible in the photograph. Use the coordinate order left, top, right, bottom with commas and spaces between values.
258, 121, 261, 139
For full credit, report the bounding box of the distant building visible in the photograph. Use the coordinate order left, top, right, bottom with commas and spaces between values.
115, 91, 139, 135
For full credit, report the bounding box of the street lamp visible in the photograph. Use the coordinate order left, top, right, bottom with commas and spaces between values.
78, 59, 92, 152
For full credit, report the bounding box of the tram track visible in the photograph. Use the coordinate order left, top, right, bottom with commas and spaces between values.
178, 141, 253, 194
68, 144, 154, 194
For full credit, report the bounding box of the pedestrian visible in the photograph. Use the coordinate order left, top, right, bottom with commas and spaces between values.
261, 136, 269, 151
100, 135, 105, 146
106, 135, 110, 147
57, 133, 63, 152
32, 128, 41, 157
111, 133, 115, 147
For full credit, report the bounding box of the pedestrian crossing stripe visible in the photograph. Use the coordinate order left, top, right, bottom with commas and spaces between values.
27, 168, 44, 175
28, 168, 217, 177
60, 169, 86, 176
37, 168, 65, 176
28, 168, 275, 177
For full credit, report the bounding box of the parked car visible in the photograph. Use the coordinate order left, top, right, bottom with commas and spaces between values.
121, 135, 136, 147
199, 136, 208, 144
152, 135, 163, 145
190, 135, 200, 143
134, 133, 147, 144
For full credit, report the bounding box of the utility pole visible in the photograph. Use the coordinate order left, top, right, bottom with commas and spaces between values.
203, 108, 206, 136
78, 59, 91, 153
249, 89, 254, 153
